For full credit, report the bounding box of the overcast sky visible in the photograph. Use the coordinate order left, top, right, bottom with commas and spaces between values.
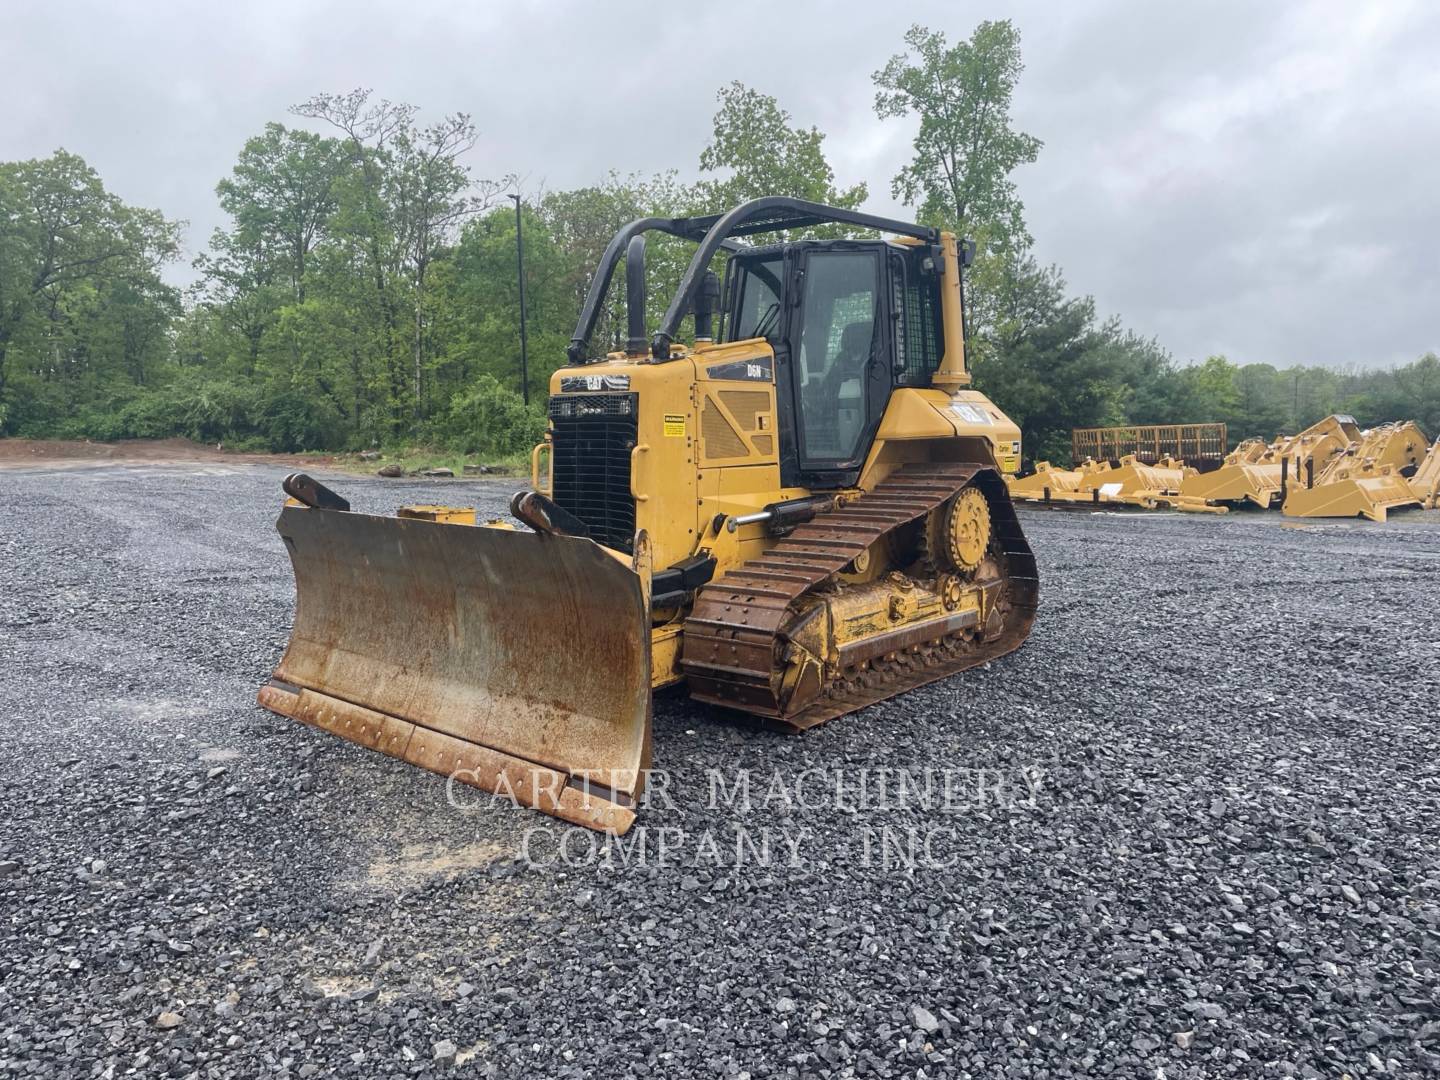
3, 0, 1436, 369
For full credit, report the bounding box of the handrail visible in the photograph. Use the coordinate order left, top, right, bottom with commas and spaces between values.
567, 197, 940, 366
650, 197, 940, 358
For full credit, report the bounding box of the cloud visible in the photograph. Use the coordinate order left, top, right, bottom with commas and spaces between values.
1, 0, 1433, 368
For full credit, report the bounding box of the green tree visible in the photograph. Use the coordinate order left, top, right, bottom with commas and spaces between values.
432, 204, 572, 403
968, 255, 1174, 462
1176, 355, 1242, 429
697, 82, 867, 214
291, 90, 508, 429
539, 171, 692, 353
215, 123, 345, 303
873, 22, 1042, 253
1391, 352, 1440, 436
0, 150, 179, 432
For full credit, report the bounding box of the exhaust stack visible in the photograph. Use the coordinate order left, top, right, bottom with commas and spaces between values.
625, 236, 647, 357
694, 270, 720, 343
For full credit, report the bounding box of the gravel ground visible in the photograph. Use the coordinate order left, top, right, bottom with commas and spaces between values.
1, 462, 1438, 1079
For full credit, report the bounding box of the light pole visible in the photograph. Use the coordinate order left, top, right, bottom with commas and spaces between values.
509, 193, 530, 405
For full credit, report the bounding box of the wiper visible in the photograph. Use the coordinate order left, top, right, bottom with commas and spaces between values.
753, 302, 781, 340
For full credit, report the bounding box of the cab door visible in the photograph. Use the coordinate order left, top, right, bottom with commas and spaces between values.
787, 247, 888, 485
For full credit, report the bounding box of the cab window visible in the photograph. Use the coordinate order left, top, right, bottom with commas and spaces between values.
729, 255, 784, 341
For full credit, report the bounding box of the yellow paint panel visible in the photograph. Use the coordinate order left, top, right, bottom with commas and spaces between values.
876, 388, 958, 441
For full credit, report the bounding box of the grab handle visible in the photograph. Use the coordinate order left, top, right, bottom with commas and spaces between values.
530, 440, 552, 494
630, 444, 651, 503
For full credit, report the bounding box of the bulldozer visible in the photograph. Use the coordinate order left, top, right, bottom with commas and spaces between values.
258, 198, 1039, 834
1282, 420, 1431, 521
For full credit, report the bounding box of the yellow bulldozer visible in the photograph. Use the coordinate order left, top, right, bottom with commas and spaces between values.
259, 198, 1039, 834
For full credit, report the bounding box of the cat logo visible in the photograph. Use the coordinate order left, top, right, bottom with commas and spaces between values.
558, 373, 631, 393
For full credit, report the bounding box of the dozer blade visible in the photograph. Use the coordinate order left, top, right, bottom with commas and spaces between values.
1282, 474, 1420, 522
258, 504, 651, 834
1411, 438, 1440, 509
1175, 461, 1283, 510
1282, 421, 1431, 522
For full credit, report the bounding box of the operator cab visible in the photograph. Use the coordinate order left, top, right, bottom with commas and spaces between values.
563, 197, 974, 491
722, 239, 950, 488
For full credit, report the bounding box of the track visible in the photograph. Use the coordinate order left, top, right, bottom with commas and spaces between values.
682, 463, 1039, 728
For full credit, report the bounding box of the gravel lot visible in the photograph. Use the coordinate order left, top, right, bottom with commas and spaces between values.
2, 461, 1438, 1079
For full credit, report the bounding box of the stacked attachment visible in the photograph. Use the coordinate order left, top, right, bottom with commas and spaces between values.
1410, 438, 1440, 510
1173, 414, 1361, 513
1282, 420, 1432, 522
1007, 455, 1208, 511
1007, 414, 1439, 522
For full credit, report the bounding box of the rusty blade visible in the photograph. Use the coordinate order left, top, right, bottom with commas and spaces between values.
260, 505, 651, 833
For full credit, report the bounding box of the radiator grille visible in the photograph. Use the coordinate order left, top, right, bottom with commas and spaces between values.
548, 393, 637, 552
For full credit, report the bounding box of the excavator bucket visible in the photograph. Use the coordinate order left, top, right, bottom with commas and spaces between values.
1282, 421, 1430, 522
258, 497, 652, 834
1173, 415, 1365, 513
1283, 471, 1419, 521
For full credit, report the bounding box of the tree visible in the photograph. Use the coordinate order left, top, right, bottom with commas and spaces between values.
432, 204, 572, 401
387, 115, 509, 416
968, 254, 1174, 462
1176, 356, 1242, 429
698, 82, 867, 215
214, 123, 346, 304
291, 90, 508, 427
874, 22, 1042, 254
1393, 352, 1440, 436
539, 171, 693, 353
0, 150, 178, 431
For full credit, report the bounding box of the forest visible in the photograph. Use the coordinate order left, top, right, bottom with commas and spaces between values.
1, 21, 1436, 465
